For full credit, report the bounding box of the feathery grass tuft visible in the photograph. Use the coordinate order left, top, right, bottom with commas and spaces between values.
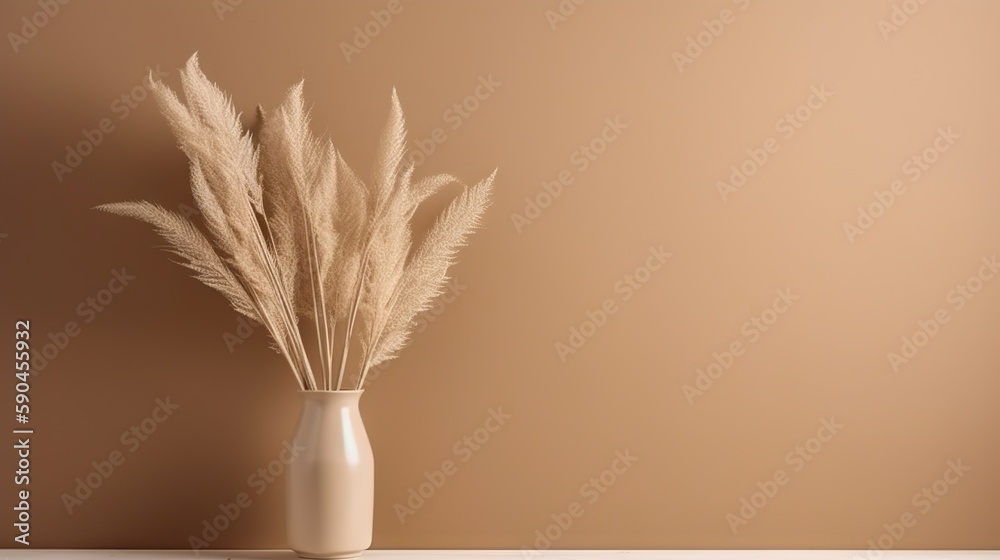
97, 53, 495, 391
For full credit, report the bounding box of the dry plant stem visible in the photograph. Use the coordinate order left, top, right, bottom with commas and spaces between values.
257, 214, 310, 388
345, 191, 399, 389
250, 262, 309, 389
256, 210, 306, 390
337, 247, 371, 390
250, 232, 309, 386
326, 319, 337, 391
356, 290, 397, 389
307, 218, 333, 390
237, 275, 305, 390
310, 227, 333, 388
357, 280, 403, 389
303, 218, 328, 388
356, 341, 376, 390
244, 198, 317, 389
307, 243, 324, 388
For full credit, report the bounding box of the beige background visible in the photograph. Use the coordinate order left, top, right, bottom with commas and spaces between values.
2, 0, 999, 551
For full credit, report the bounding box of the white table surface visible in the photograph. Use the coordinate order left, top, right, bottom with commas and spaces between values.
2, 551, 998, 560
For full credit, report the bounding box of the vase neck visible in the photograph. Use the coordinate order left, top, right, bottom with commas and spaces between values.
298, 390, 363, 410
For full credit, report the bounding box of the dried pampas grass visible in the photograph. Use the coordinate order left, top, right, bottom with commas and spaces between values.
97, 54, 494, 391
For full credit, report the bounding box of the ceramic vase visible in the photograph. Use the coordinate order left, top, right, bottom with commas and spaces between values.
287, 390, 373, 559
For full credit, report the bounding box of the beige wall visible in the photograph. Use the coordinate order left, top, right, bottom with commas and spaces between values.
2, 0, 999, 551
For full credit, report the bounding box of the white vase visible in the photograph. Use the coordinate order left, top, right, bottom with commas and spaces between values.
287, 390, 374, 559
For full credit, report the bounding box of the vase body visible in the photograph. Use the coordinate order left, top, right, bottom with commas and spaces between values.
287, 390, 373, 559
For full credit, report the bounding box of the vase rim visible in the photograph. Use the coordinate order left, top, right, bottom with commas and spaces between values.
297, 389, 364, 394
